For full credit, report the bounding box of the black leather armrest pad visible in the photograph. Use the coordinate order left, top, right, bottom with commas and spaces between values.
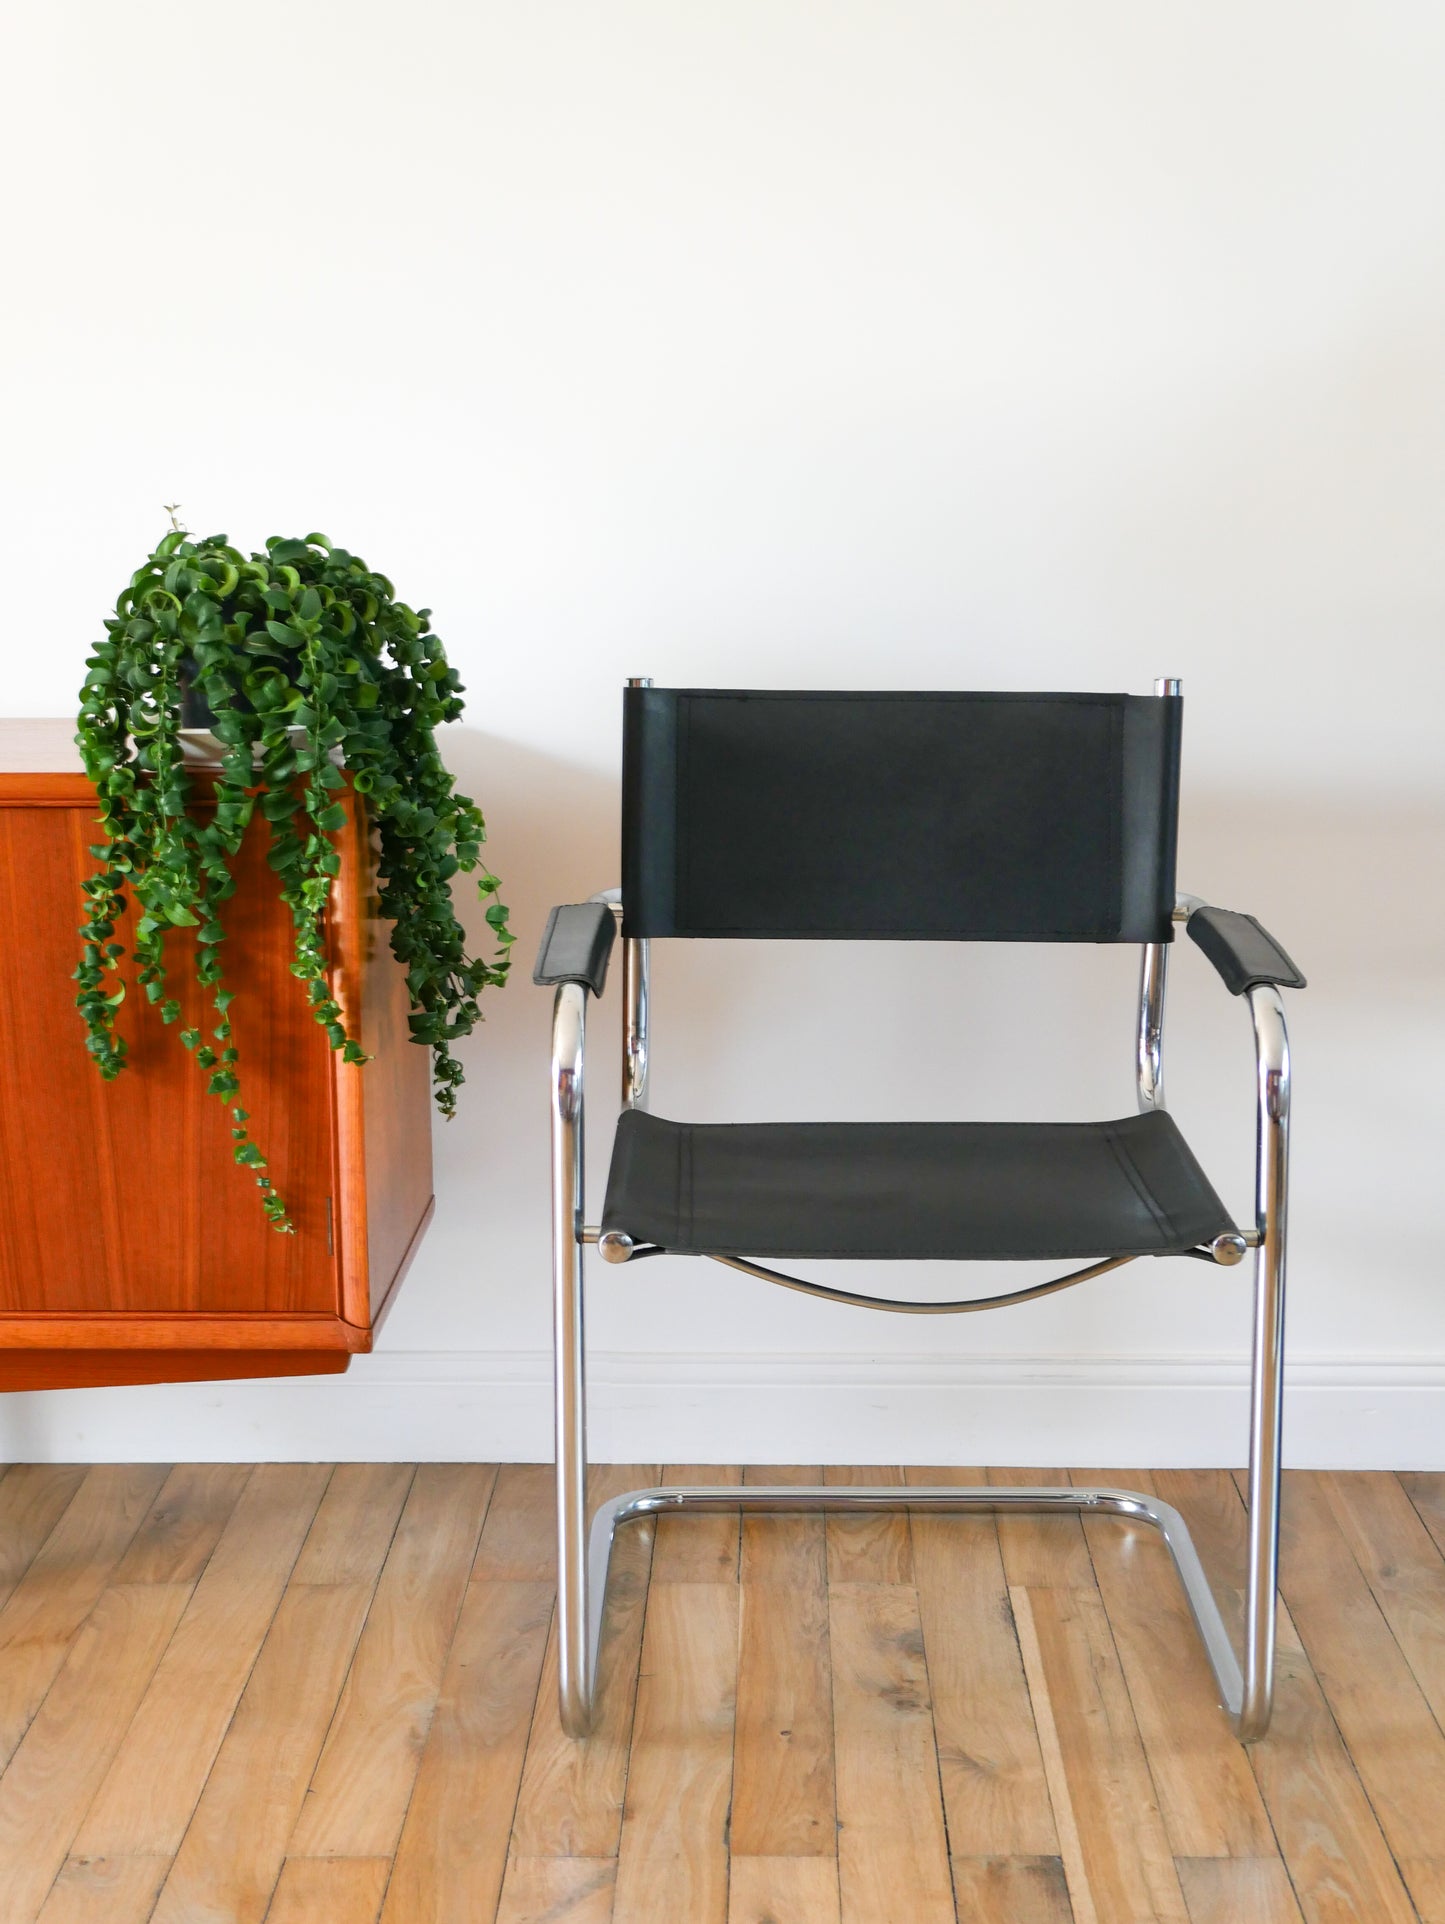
1187, 906, 1306, 995
533, 902, 617, 996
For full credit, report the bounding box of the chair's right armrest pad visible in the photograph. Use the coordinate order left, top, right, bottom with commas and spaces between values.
533, 902, 617, 996
1187, 906, 1306, 996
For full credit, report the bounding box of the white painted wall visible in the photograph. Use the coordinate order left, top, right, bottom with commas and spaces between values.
1, 1, 1442, 1466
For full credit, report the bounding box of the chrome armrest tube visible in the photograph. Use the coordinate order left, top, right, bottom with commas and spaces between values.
550, 980, 590, 1731
1154, 888, 1292, 1739
553, 883, 639, 1734
550, 981, 587, 1249
1249, 984, 1290, 1229
1239, 980, 1289, 1738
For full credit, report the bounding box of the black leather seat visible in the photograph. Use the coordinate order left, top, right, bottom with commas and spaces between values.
602, 1107, 1236, 1261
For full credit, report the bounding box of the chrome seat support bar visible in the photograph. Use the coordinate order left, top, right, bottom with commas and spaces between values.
702, 1249, 1139, 1312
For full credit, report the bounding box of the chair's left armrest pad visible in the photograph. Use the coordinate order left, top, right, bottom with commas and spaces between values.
533, 902, 617, 995
1187, 906, 1306, 995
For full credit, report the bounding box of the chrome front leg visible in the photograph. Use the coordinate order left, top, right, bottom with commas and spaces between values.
1237, 983, 1290, 1740
551, 981, 592, 1736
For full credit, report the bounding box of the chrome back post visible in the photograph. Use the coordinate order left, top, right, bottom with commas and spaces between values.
622, 936, 649, 1111
623, 676, 652, 1112
1136, 677, 1181, 1115
1137, 941, 1168, 1112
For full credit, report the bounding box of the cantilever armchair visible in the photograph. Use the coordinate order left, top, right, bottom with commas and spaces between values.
537, 679, 1304, 1741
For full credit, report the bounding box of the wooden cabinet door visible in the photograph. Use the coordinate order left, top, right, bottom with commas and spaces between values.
0, 801, 340, 1333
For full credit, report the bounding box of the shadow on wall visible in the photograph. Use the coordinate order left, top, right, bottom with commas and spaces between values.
425, 721, 625, 1175
362, 728, 626, 1355
440, 723, 619, 970
1177, 792, 1444, 989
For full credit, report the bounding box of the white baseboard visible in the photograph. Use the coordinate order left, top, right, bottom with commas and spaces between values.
2, 1349, 1443, 1469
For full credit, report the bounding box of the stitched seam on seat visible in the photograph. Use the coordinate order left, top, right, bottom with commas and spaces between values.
1139, 1121, 1234, 1240
1102, 1122, 1178, 1245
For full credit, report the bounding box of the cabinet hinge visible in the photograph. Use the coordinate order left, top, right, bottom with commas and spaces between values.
325, 1196, 334, 1256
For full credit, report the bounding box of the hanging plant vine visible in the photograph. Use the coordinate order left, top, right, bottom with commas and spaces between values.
75, 527, 513, 1230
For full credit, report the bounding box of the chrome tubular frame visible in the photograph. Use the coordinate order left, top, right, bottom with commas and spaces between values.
548, 670, 1291, 1742
557, 977, 1300, 1746
549, 951, 1292, 1742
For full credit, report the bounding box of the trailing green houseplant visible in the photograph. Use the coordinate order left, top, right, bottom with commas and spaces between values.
75, 527, 512, 1230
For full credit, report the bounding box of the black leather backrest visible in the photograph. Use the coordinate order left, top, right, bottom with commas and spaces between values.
622, 687, 1181, 942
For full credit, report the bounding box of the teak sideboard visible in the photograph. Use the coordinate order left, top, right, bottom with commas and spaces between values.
0, 721, 433, 1390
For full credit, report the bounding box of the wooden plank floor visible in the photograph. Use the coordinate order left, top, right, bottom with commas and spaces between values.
0, 1464, 1440, 1923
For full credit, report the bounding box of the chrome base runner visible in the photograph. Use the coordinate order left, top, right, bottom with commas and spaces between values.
579, 1482, 1255, 1739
